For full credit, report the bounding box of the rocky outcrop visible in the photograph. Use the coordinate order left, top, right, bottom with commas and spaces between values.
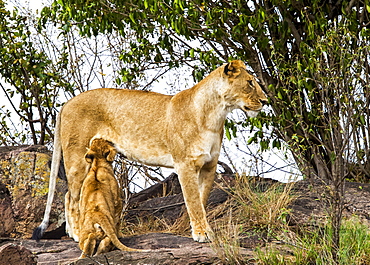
0, 182, 15, 237
289, 179, 370, 226
0, 241, 37, 265
0, 145, 67, 238
1, 233, 247, 265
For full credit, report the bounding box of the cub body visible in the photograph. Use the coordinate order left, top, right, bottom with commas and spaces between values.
78, 139, 138, 258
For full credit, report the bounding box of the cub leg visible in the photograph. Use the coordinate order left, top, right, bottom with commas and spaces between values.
176, 165, 212, 243
79, 233, 96, 259
95, 237, 113, 256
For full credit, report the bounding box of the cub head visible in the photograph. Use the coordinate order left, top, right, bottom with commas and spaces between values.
223, 60, 268, 117
85, 139, 117, 164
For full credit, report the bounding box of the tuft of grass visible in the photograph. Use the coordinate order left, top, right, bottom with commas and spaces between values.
167, 209, 191, 236
210, 174, 296, 263
210, 209, 247, 265
231, 174, 295, 235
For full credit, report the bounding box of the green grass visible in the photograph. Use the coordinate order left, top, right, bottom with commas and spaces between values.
256, 216, 370, 265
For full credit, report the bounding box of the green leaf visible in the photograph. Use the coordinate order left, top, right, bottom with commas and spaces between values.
359, 115, 365, 125
129, 13, 136, 24
190, 48, 194, 58
225, 127, 231, 140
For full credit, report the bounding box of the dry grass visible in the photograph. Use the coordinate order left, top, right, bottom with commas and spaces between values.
232, 174, 296, 233
167, 210, 191, 235
121, 215, 173, 236
209, 174, 297, 264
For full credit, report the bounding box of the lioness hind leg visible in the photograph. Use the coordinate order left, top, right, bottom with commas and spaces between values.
65, 191, 80, 242
64, 192, 72, 238
176, 165, 211, 243
64, 156, 91, 242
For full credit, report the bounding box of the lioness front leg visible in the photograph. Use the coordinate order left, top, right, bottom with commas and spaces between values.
176, 165, 212, 242
199, 163, 217, 209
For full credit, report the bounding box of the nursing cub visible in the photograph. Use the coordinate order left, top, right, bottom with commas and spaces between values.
78, 138, 139, 258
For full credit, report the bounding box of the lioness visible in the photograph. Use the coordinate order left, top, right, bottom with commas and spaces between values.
78, 138, 138, 258
33, 60, 267, 243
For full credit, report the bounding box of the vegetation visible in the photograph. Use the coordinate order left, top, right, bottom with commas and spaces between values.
210, 174, 296, 265
1, 0, 370, 262
38, 0, 370, 180
257, 216, 370, 265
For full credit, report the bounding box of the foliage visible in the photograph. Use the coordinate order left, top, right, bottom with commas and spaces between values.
39, 0, 370, 179
0, 0, 72, 145
275, 24, 370, 255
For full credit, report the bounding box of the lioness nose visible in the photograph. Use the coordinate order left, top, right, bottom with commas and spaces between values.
260, 99, 268, 106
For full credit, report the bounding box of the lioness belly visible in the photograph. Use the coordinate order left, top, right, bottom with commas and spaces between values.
115, 144, 174, 167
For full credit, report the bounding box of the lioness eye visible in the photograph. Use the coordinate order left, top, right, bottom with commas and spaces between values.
247, 80, 254, 86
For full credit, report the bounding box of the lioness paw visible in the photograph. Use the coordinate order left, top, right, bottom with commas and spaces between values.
192, 228, 213, 243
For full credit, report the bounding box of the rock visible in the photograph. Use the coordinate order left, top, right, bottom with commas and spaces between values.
0, 145, 67, 238
0, 183, 15, 236
125, 185, 229, 226
289, 179, 370, 227
83, 233, 225, 265
1, 238, 80, 265
0, 242, 37, 265
128, 172, 182, 205
0, 233, 251, 265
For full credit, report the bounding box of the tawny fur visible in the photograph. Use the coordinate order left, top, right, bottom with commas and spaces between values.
34, 60, 267, 243
78, 139, 139, 258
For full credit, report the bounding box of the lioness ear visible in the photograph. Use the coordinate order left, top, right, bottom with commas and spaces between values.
223, 60, 245, 79
105, 146, 117, 162
85, 152, 94, 163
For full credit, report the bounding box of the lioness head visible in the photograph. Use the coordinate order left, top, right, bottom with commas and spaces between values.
223, 60, 268, 117
85, 139, 117, 164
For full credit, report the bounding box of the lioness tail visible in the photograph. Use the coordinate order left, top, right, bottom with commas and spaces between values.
32, 110, 63, 240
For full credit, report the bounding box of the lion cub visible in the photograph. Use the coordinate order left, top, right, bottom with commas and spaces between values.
78, 138, 139, 258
